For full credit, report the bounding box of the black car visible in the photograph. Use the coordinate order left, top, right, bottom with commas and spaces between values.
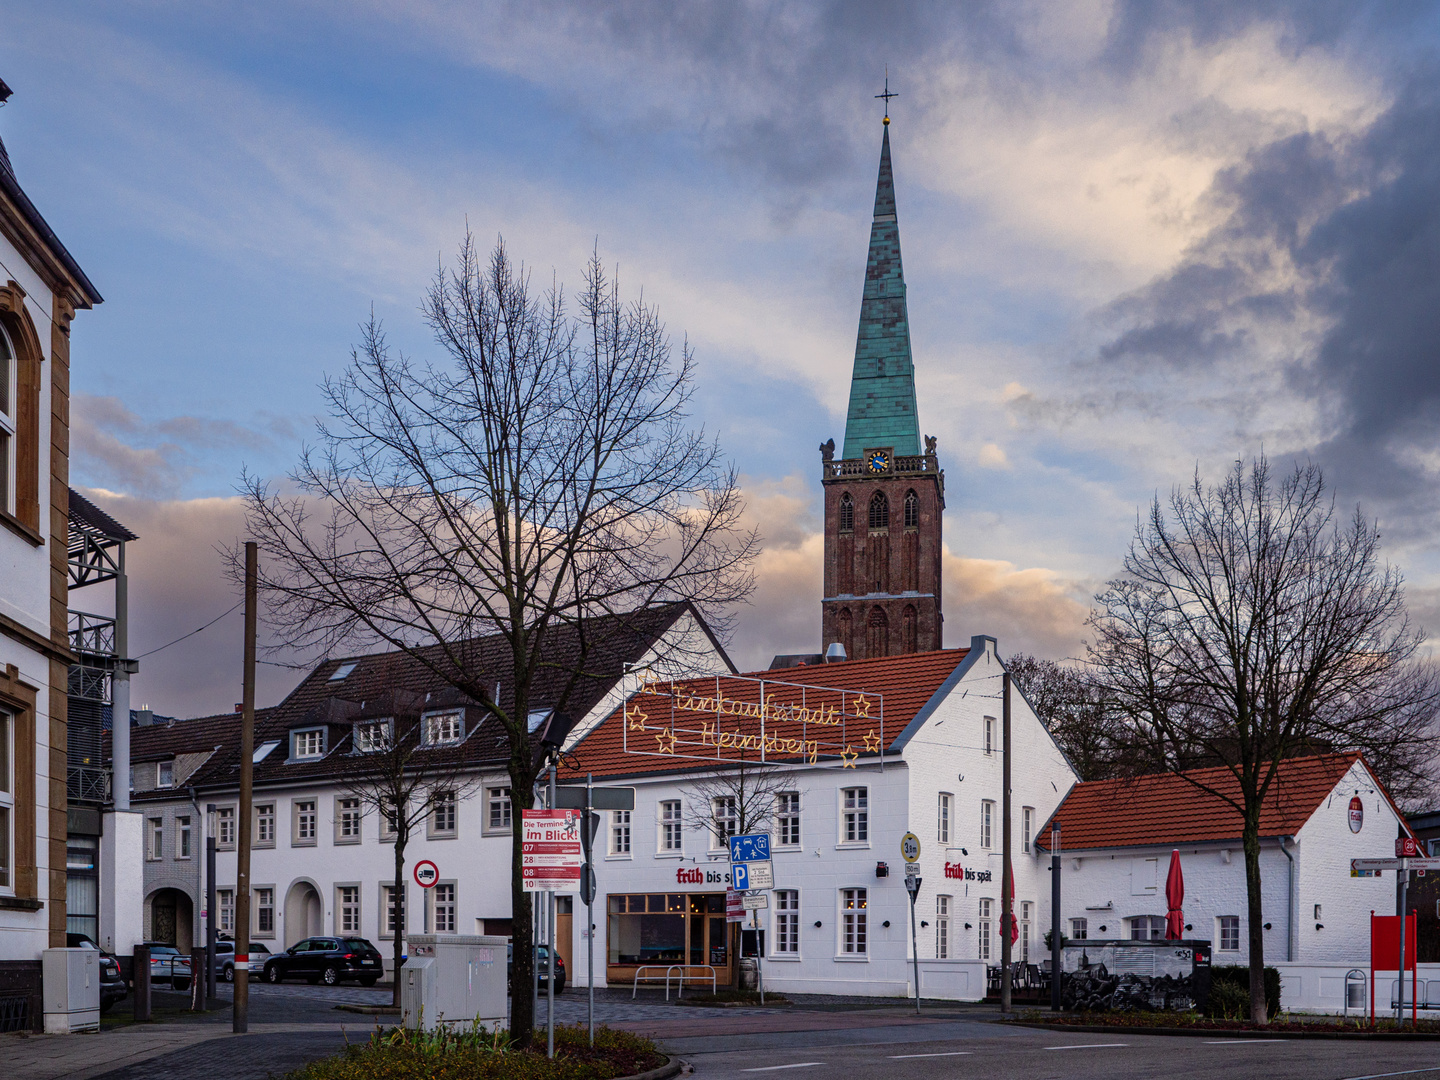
506, 943, 565, 994
66, 933, 128, 1013
262, 937, 384, 986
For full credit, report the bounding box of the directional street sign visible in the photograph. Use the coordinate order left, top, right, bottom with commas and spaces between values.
901, 832, 921, 864
730, 834, 771, 863
1352, 857, 1440, 872
742, 892, 770, 910
732, 860, 774, 891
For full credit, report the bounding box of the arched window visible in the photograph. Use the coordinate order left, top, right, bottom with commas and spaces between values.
904, 489, 919, 528
867, 606, 889, 658
839, 492, 854, 532
0, 324, 14, 515
868, 491, 889, 530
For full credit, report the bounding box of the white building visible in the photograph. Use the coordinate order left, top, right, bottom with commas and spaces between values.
0, 77, 103, 1030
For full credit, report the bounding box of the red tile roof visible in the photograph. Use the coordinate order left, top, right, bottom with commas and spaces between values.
562, 648, 970, 780
1037, 752, 1410, 850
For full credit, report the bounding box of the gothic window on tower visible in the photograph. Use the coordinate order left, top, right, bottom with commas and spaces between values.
868, 491, 889, 530
867, 606, 888, 657
839, 493, 854, 532
903, 605, 917, 653
838, 608, 853, 657
904, 489, 918, 528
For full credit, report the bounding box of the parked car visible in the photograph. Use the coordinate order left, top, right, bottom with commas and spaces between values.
208, 940, 273, 981
247, 941, 272, 974
67, 933, 128, 1013
261, 937, 383, 986
141, 942, 193, 990
506, 943, 565, 994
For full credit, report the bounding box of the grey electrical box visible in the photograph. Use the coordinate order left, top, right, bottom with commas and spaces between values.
405, 934, 507, 1031
42, 948, 100, 1033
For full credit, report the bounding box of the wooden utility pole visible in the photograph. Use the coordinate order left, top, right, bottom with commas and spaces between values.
233, 541, 257, 1033
1000, 669, 1013, 1013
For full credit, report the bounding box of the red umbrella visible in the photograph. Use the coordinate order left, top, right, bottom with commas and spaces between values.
1165, 848, 1185, 940
1009, 868, 1019, 944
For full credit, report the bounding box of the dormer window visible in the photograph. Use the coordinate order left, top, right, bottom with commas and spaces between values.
355, 720, 391, 754
157, 761, 174, 788
423, 711, 463, 746
291, 728, 325, 759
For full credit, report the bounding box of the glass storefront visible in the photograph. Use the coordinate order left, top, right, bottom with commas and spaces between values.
607, 892, 730, 976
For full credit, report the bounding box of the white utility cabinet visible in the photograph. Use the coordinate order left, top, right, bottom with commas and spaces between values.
42, 947, 100, 1033
404, 934, 507, 1032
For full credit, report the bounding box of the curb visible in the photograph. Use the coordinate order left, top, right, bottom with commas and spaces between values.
1006, 1020, 1440, 1041
333, 1003, 401, 1015
626, 1056, 682, 1080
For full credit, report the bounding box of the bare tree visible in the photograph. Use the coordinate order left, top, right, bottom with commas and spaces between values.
332, 685, 484, 1006
237, 234, 758, 1041
1006, 654, 1130, 780
1088, 456, 1440, 1023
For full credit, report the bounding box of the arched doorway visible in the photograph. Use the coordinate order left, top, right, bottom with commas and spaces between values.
285, 881, 324, 947
148, 888, 195, 953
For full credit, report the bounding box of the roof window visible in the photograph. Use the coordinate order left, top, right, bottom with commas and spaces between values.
329, 662, 358, 682
253, 740, 280, 763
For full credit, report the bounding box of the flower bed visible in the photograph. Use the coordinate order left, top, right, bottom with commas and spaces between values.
281, 1023, 667, 1080
1011, 1009, 1440, 1036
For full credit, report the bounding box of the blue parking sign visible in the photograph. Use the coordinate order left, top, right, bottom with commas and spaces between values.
732, 862, 750, 890
729, 833, 770, 863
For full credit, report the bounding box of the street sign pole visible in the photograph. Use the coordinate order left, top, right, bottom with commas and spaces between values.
1050, 822, 1062, 1012
548, 763, 556, 1059
752, 908, 765, 1005
1001, 670, 1013, 1014
586, 773, 594, 1046
906, 872, 922, 1014
1398, 855, 1408, 1026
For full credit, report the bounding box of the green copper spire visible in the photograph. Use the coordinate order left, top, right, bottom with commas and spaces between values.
841, 122, 920, 460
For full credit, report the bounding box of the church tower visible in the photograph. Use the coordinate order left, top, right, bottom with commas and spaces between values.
820, 116, 944, 659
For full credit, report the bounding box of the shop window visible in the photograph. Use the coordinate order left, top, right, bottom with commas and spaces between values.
606, 893, 694, 965
1069, 917, 1088, 940
776, 792, 801, 847
1218, 915, 1240, 952
842, 888, 867, 954
936, 895, 950, 959
978, 898, 993, 961
774, 890, 799, 954
841, 787, 868, 844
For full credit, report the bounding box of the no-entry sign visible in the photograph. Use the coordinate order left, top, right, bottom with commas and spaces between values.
521, 809, 582, 893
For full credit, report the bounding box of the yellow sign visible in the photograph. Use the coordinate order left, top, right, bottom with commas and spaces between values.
901, 832, 921, 863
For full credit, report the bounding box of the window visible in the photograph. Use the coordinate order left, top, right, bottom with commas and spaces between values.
253, 740, 280, 763
381, 799, 401, 841
868, 491, 888, 529
1021, 901, 1033, 962
904, 489, 919, 528
1070, 917, 1088, 940
0, 711, 9, 890
1022, 807, 1034, 854
336, 797, 362, 843
839, 493, 854, 532
1130, 915, 1166, 941
431, 883, 456, 933
354, 721, 390, 753
711, 797, 738, 848
841, 888, 867, 954
157, 761, 174, 788
215, 807, 236, 848
292, 729, 324, 758
983, 716, 995, 755
936, 895, 950, 959
659, 800, 683, 852
382, 884, 404, 938
842, 787, 868, 844
606, 893, 692, 964
293, 800, 317, 845
176, 816, 191, 859
979, 898, 993, 961
776, 792, 801, 847
487, 787, 512, 831
1218, 915, 1240, 952
424, 711, 463, 746
937, 793, 951, 844
255, 803, 276, 847
0, 326, 14, 514
980, 800, 994, 849
147, 817, 163, 860
430, 791, 457, 837
218, 889, 234, 933
775, 890, 799, 955
256, 887, 275, 936
610, 810, 632, 855
329, 661, 358, 682
338, 885, 360, 934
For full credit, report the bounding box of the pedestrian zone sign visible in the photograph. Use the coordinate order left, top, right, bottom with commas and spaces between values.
730, 833, 770, 863
732, 860, 773, 891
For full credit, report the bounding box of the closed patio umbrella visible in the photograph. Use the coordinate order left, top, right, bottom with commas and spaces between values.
1165, 848, 1184, 940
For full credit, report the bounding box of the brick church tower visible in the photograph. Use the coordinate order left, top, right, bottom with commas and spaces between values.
820, 117, 944, 659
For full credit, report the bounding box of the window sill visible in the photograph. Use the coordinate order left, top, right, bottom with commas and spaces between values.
0, 895, 43, 911
334, 837, 360, 846
291, 840, 317, 848
253, 842, 276, 850
653, 852, 684, 859
427, 832, 458, 842
833, 954, 870, 962
767, 954, 802, 962
605, 853, 633, 861
0, 509, 42, 547
482, 828, 513, 837
835, 843, 871, 850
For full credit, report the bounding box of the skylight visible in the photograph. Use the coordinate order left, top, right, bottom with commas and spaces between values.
253, 740, 280, 763
527, 708, 552, 734
329, 662, 358, 682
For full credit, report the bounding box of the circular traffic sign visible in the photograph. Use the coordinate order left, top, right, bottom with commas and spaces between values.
901, 832, 921, 863
414, 859, 440, 889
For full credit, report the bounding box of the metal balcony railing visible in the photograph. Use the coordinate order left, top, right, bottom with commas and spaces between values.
67, 664, 111, 703
68, 610, 117, 659
67, 765, 109, 804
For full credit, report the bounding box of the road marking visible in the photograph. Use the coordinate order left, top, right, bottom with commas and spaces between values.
1341, 1070, 1440, 1080
1044, 1043, 1129, 1050
889, 1052, 974, 1059
742, 1065, 826, 1073
1203, 1039, 1286, 1044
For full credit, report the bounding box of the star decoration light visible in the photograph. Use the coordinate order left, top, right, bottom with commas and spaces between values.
862, 730, 882, 753
627, 705, 648, 731
840, 745, 858, 768
655, 728, 677, 754
853, 694, 871, 718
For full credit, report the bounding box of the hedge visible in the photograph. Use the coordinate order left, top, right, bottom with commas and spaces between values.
1207, 965, 1280, 1019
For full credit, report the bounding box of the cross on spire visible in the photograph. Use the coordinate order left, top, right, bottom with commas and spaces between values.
875, 69, 898, 124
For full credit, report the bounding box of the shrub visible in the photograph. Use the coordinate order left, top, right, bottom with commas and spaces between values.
1207, 965, 1280, 1019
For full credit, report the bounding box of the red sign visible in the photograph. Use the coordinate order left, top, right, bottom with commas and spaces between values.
521, 810, 582, 893
414, 860, 439, 889
1349, 796, 1364, 833
1370, 912, 1418, 971
1397, 837, 1420, 858
726, 888, 745, 923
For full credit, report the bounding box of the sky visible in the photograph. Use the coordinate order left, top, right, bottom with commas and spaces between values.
5, 1, 1440, 717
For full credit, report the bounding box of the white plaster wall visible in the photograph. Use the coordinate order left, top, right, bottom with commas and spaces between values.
1276, 962, 1440, 1015
0, 632, 53, 960
99, 810, 145, 957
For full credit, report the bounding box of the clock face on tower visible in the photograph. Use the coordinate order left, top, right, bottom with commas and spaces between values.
867, 450, 891, 473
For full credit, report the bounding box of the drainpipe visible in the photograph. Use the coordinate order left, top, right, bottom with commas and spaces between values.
1279, 836, 1296, 962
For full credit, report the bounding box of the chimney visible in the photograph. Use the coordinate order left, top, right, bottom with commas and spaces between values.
136, 708, 154, 727
825, 643, 847, 663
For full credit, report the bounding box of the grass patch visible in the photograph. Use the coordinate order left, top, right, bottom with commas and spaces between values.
281, 1022, 664, 1080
